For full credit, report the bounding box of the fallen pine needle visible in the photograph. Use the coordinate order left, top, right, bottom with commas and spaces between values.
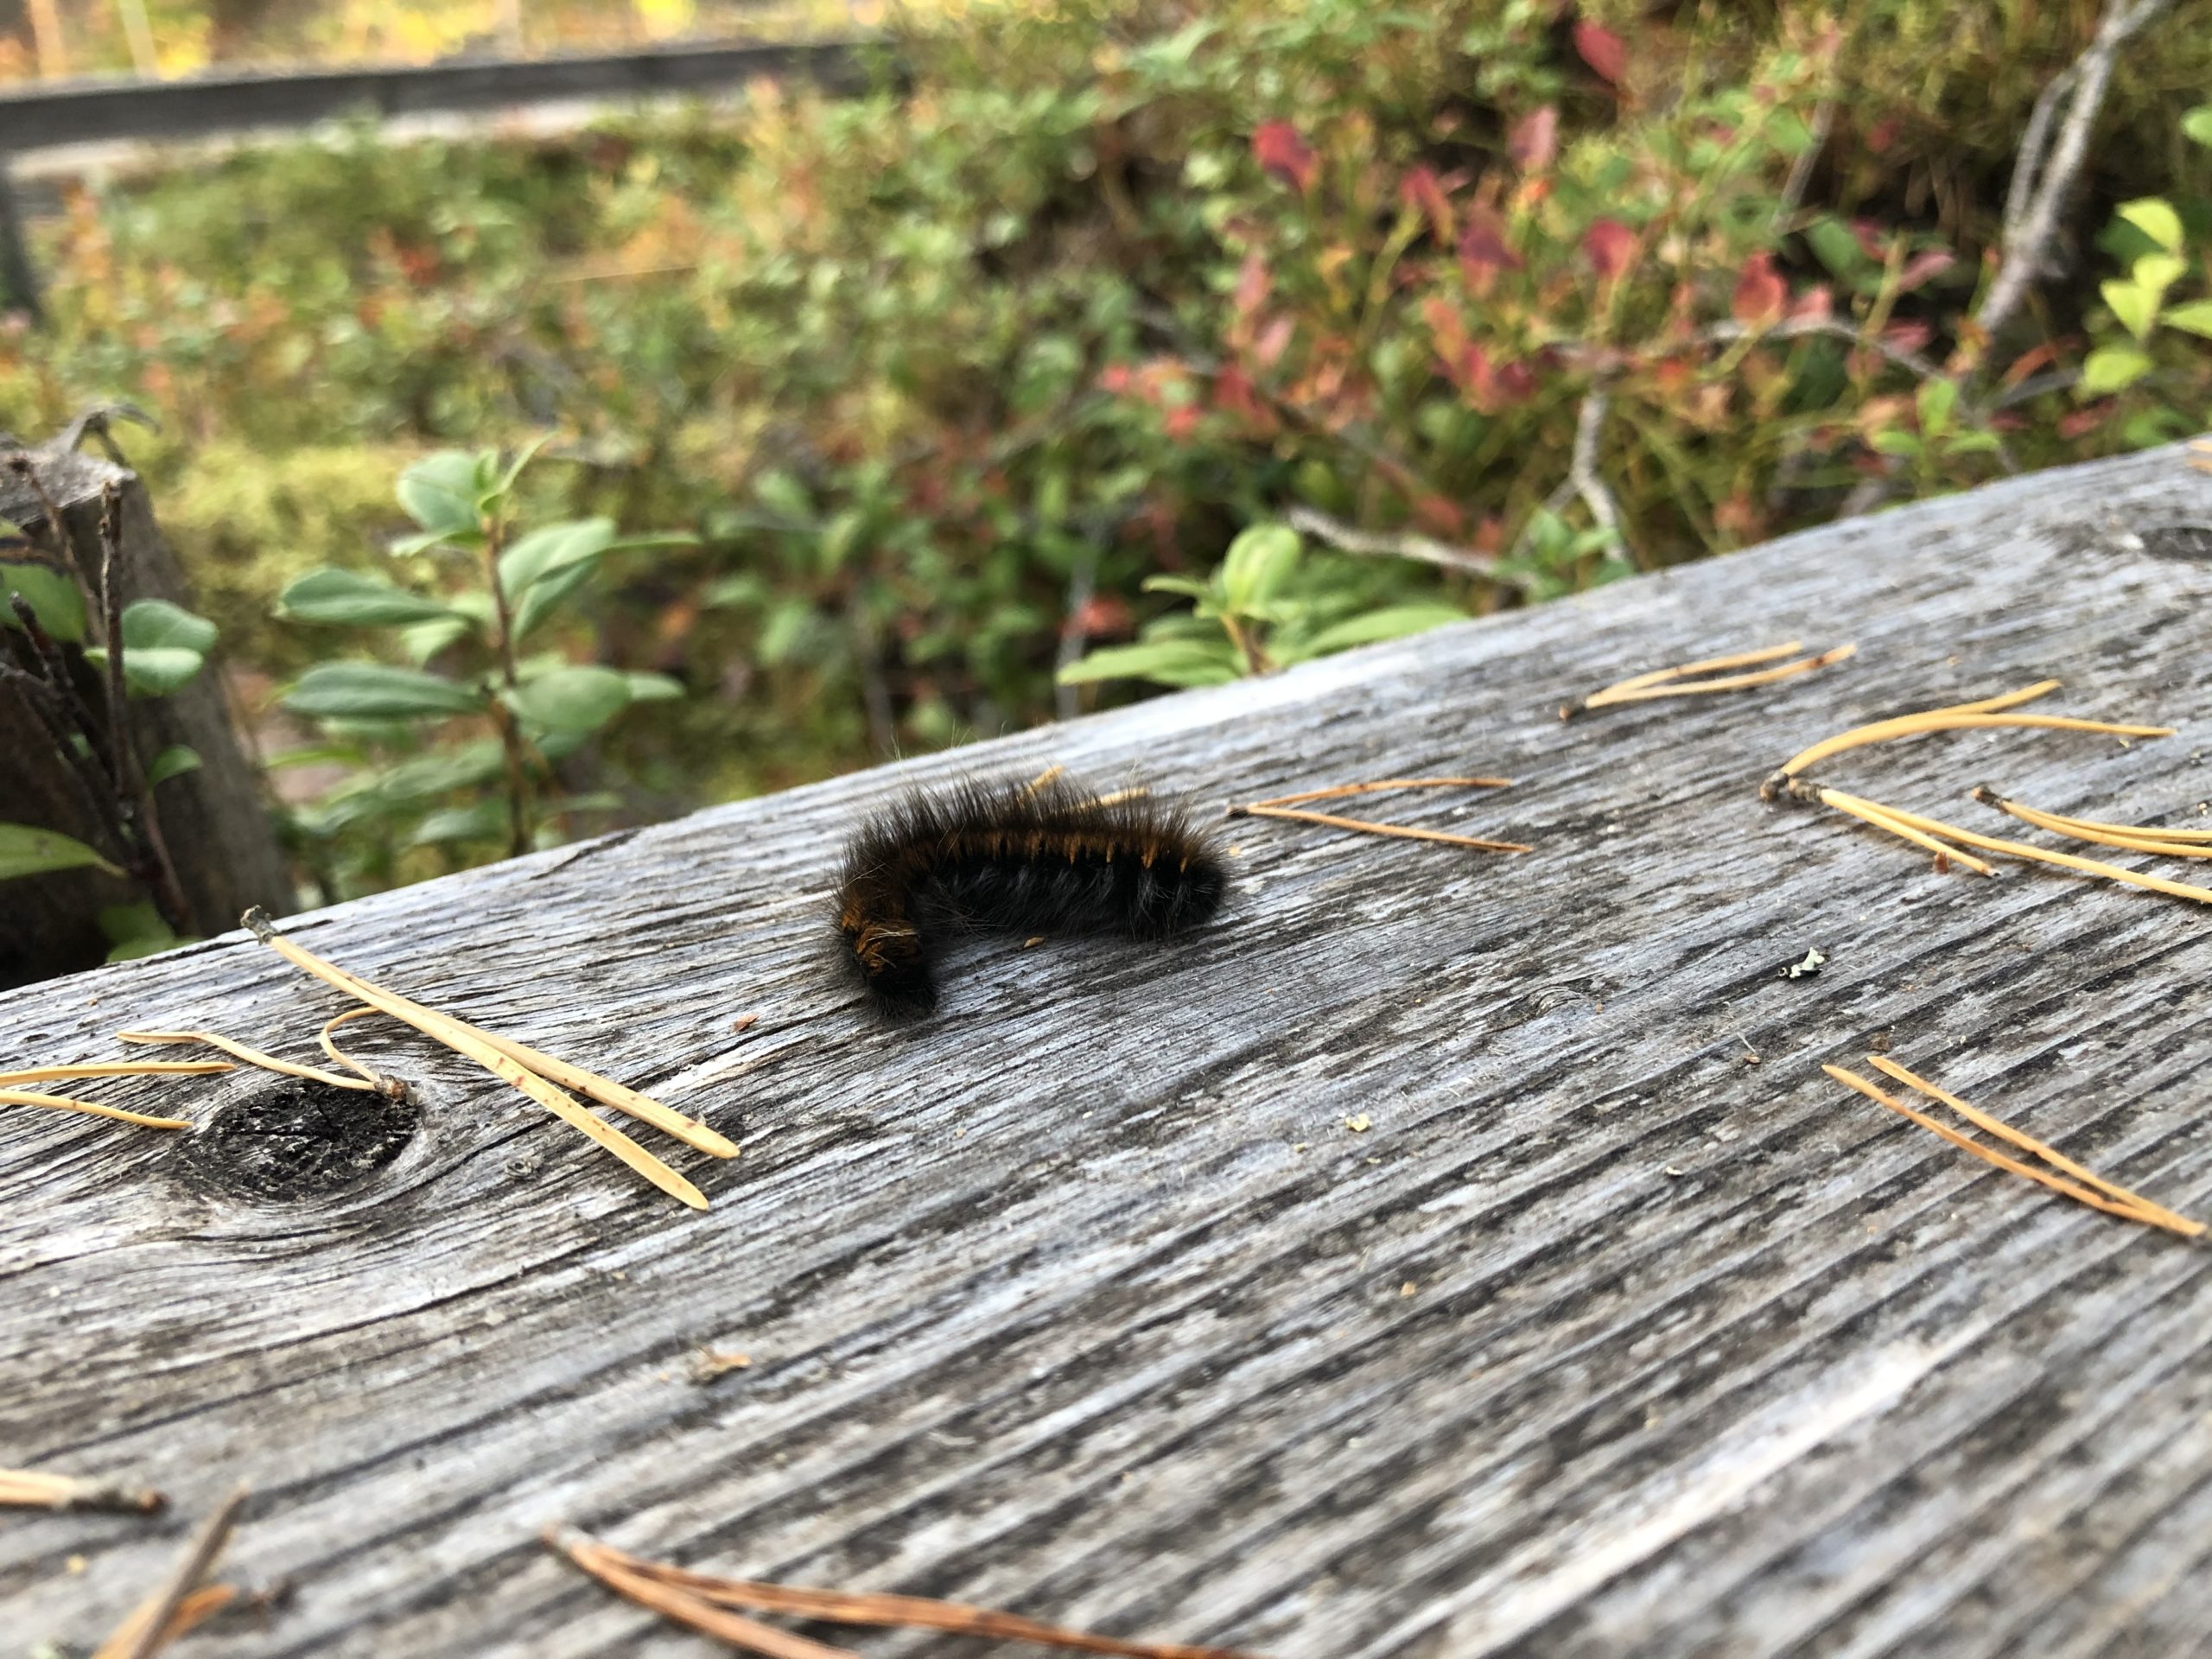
556, 1534, 855, 1659
1228, 804, 1532, 854
318, 1008, 409, 1096
1818, 793, 2212, 906
1566, 639, 1855, 718
118, 1028, 385, 1095
0, 1060, 229, 1087
1243, 776, 1511, 808
1972, 790, 2212, 858
0, 1087, 193, 1130
1226, 777, 1528, 854
552, 1529, 1266, 1659
0, 1467, 163, 1513
1768, 709, 2170, 795
1814, 789, 1996, 875
242, 911, 711, 1209
1824, 1062, 2204, 1240
92, 1484, 250, 1659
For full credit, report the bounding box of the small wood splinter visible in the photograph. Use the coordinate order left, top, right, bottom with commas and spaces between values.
1225, 777, 1529, 855
1563, 639, 1855, 719
550, 1527, 1267, 1659
1824, 1058, 2205, 1242
241, 908, 730, 1211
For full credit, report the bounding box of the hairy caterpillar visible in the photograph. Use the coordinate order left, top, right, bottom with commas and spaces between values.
834, 774, 1229, 1019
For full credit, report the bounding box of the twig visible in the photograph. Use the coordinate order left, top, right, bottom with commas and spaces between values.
96, 482, 190, 934
480, 508, 533, 860
1771, 97, 1835, 232
1701, 316, 1943, 383
0, 1467, 165, 1513
1054, 547, 1099, 721
1284, 505, 1504, 580
1977, 0, 2178, 340
93, 1484, 250, 1659
1514, 393, 1628, 563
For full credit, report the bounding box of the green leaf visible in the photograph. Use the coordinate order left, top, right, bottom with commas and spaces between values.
85, 638, 209, 696
147, 745, 202, 786
280, 569, 458, 626
396, 450, 486, 537
1300, 604, 1467, 655
2080, 344, 2154, 394
400, 613, 474, 662
106, 933, 193, 963
1141, 575, 1216, 601
1868, 429, 1923, 457
498, 517, 614, 594
2133, 252, 2187, 294
1915, 377, 1957, 439
123, 599, 218, 656
2101, 278, 2161, 341
504, 664, 632, 733
1219, 524, 1301, 613
1941, 430, 2006, 457
409, 800, 512, 846
286, 662, 484, 720
98, 900, 171, 949
2162, 299, 2212, 339
0, 822, 124, 880
0, 563, 87, 643
623, 671, 683, 702
510, 558, 600, 641
370, 739, 505, 802
753, 468, 815, 524
493, 432, 553, 497
2184, 106, 2212, 149
2118, 198, 2184, 255
1056, 638, 1244, 687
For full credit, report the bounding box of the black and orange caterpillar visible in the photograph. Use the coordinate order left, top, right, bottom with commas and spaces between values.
834, 774, 1229, 1019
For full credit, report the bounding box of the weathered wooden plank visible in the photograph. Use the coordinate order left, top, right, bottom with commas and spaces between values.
4, 444, 2212, 1657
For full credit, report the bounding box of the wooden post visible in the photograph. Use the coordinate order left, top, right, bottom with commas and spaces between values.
0, 439, 289, 985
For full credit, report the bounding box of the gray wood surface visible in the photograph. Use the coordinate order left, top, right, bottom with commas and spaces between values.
6, 444, 2212, 1659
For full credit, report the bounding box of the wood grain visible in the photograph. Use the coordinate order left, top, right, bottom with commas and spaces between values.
6, 444, 2212, 1657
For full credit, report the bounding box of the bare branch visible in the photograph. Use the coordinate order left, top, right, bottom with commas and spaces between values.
1507, 394, 1630, 566
1978, 0, 2177, 340
1703, 316, 1945, 382
1285, 505, 1515, 583
1771, 98, 1835, 233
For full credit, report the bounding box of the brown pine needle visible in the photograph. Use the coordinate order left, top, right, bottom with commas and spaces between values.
1839, 797, 2212, 906
118, 1028, 381, 1094
1230, 804, 1532, 854
243, 911, 710, 1211
1774, 710, 2171, 785
553, 1529, 1266, 1659
0, 1060, 229, 1087
92, 1484, 250, 1659
0, 1087, 193, 1130
1973, 790, 2212, 856
1824, 1065, 2204, 1240
1571, 640, 1856, 716
1815, 788, 1997, 875
1866, 1056, 2204, 1236
0, 1467, 164, 1512
1246, 776, 1513, 808
556, 1534, 856, 1659
316, 1007, 410, 1096
291, 953, 735, 1160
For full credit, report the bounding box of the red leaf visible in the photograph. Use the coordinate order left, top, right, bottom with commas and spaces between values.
1253, 122, 1318, 192
1097, 363, 1135, 395
1508, 105, 1559, 172
1896, 249, 1956, 294
1582, 217, 1636, 280
1254, 315, 1295, 370
1457, 207, 1522, 282
1882, 320, 1934, 355
1573, 20, 1628, 86
1164, 404, 1203, 441
2056, 404, 2107, 441
1788, 284, 1834, 323
1412, 493, 1466, 537
1070, 592, 1133, 639
1866, 115, 1901, 156
1732, 252, 1787, 326
1399, 164, 1454, 242
1232, 250, 1271, 319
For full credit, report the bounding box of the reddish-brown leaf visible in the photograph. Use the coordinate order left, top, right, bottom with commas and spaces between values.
1582, 218, 1636, 280
1573, 20, 1628, 85
1896, 249, 1956, 294
1732, 252, 1787, 326
1457, 208, 1522, 281
1252, 122, 1318, 192
1508, 105, 1559, 172
1398, 164, 1454, 243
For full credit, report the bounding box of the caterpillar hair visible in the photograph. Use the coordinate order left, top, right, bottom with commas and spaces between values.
834, 773, 1229, 1019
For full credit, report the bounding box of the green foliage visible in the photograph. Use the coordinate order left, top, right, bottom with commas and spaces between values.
0, 1, 2207, 898
273, 444, 695, 893
0, 823, 124, 880
1063, 523, 1466, 687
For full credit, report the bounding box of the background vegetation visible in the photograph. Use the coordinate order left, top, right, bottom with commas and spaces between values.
3, 0, 2209, 909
